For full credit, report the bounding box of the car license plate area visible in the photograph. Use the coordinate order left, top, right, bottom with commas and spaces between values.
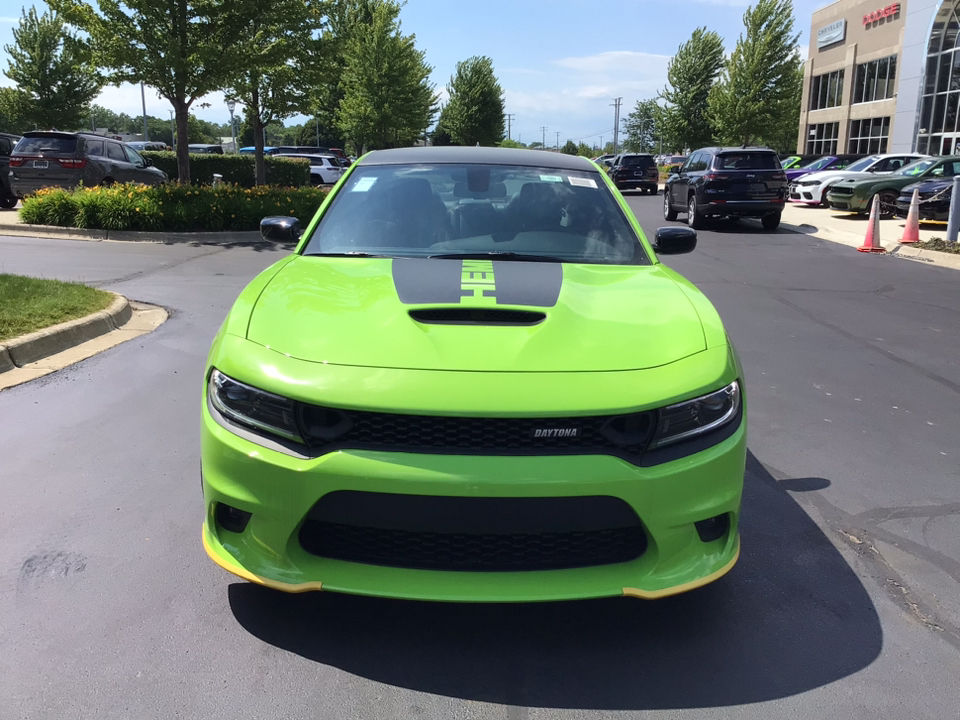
32, 160, 48, 169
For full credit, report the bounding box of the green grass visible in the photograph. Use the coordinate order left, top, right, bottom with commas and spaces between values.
0, 274, 114, 342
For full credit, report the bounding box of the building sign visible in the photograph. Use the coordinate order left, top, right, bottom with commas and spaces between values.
863, 3, 900, 25
817, 19, 846, 48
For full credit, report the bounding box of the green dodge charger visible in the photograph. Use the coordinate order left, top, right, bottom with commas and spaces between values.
826, 155, 960, 216
201, 147, 746, 602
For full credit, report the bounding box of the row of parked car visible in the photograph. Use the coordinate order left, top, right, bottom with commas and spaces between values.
0, 131, 353, 204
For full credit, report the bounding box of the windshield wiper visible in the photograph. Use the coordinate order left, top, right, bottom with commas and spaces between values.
428, 252, 563, 262
304, 251, 390, 258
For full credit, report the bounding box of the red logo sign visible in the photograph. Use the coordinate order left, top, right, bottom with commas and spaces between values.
863, 2, 900, 25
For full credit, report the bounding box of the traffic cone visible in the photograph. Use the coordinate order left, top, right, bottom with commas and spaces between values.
858, 194, 885, 253
899, 188, 920, 244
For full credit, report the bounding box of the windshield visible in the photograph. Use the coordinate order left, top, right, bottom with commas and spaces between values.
895, 158, 937, 176
801, 157, 833, 171
845, 156, 881, 172
302, 163, 649, 265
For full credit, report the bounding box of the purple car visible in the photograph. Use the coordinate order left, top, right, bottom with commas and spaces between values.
785, 154, 865, 183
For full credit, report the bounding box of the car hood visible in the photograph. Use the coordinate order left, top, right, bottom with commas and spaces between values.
245, 256, 708, 372
900, 178, 952, 195
797, 170, 883, 184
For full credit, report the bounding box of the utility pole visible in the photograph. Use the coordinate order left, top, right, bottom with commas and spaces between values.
611, 97, 622, 155
555, 131, 560, 151
140, 82, 149, 141
540, 126, 547, 149
505, 113, 515, 140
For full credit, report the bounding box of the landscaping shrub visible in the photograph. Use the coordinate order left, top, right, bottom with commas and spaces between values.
142, 152, 310, 187
18, 183, 330, 232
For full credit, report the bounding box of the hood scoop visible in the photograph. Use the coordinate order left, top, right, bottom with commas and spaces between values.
409, 308, 546, 326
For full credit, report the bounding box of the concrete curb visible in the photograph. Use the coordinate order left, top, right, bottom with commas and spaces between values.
0, 221, 261, 245
1, 294, 131, 370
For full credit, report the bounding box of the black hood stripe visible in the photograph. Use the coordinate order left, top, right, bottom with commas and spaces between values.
392, 259, 562, 307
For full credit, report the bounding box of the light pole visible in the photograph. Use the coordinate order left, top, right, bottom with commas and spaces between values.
227, 99, 237, 153
140, 82, 149, 141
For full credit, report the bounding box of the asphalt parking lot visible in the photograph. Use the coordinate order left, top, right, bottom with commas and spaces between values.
1, 211, 958, 718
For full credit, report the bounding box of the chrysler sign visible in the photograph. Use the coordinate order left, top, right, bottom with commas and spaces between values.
817, 19, 846, 48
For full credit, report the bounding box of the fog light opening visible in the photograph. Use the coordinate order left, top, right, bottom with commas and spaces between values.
695, 513, 730, 543
215, 503, 252, 534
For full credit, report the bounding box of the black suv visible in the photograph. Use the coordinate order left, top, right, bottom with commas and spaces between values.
608, 153, 659, 193
0, 132, 22, 208
663, 146, 788, 229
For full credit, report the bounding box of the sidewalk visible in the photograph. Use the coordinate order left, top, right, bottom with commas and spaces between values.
778, 201, 960, 270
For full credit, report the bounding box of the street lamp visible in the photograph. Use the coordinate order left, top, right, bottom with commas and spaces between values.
227, 99, 237, 153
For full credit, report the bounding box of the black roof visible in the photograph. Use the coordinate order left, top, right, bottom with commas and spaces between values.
360, 146, 598, 171
695, 146, 778, 154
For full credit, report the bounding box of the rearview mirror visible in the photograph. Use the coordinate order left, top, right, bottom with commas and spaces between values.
260, 216, 301, 243
652, 226, 697, 255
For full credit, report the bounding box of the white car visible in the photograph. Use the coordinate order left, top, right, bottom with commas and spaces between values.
789, 153, 929, 206
274, 153, 344, 185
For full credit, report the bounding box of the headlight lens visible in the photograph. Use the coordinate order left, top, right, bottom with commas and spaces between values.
208, 369, 302, 442
649, 381, 741, 449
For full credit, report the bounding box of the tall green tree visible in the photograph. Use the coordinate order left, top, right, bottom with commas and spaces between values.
622, 99, 668, 153
4, 7, 101, 131
0, 87, 30, 134
51, 0, 253, 184
224, 0, 329, 185
560, 139, 578, 155
443, 55, 504, 146
658, 27, 725, 152
708, 0, 802, 147
336, 0, 438, 152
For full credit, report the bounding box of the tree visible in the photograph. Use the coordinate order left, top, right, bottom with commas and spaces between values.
336, 0, 437, 152
431, 104, 455, 146
658, 27, 725, 152
224, 0, 328, 185
4, 7, 101, 131
756, 59, 803, 153
52, 0, 253, 184
498, 137, 526, 149
622, 99, 667, 153
708, 0, 801, 147
560, 140, 578, 155
576, 142, 593, 157
0, 88, 30, 134
443, 56, 504, 146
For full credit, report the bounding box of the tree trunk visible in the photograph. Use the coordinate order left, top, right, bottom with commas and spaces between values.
174, 102, 191, 185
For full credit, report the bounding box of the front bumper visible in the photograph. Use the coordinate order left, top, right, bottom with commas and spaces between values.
827, 190, 866, 211
202, 384, 745, 603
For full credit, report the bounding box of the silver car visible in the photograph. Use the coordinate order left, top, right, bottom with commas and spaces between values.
9, 131, 168, 197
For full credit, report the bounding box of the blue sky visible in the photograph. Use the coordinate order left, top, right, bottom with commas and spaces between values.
0, 0, 826, 142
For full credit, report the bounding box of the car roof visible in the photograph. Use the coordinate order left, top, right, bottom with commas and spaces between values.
360, 146, 598, 171
275, 153, 336, 159
697, 146, 776, 154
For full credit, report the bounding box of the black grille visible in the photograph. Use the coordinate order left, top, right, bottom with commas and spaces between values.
409, 308, 546, 325
829, 186, 854, 196
299, 492, 647, 571
298, 405, 656, 463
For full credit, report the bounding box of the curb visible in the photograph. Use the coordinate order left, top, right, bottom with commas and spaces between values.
0, 222, 261, 245
0, 294, 132, 370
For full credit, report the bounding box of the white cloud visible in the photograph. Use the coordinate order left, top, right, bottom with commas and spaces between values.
688, 0, 750, 5
0, 17, 20, 23
554, 51, 670, 74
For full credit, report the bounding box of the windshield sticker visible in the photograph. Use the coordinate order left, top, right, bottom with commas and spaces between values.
351, 176, 377, 192
539, 175, 563, 183
569, 176, 597, 189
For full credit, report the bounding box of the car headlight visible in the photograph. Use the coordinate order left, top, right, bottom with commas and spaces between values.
208, 369, 303, 442
649, 381, 741, 449
798, 180, 819, 187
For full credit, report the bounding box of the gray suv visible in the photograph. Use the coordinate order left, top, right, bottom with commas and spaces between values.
9, 131, 168, 198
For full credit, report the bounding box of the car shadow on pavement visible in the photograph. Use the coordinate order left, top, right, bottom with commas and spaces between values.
228, 451, 882, 711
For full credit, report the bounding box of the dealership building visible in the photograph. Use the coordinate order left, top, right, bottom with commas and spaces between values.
799, 0, 960, 156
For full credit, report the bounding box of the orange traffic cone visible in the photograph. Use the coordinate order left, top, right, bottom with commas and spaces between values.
858, 194, 885, 253
900, 188, 920, 244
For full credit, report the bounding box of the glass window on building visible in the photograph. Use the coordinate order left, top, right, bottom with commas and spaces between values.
918, 1, 960, 154
848, 117, 890, 154
853, 55, 898, 104
807, 122, 839, 154
810, 69, 845, 110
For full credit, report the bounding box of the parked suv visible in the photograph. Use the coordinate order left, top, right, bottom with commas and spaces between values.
9, 131, 168, 197
663, 146, 787, 230
0, 131, 22, 208
607, 153, 659, 193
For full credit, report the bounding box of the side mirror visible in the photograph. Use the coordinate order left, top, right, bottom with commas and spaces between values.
144, 157, 153, 167
669, 165, 680, 175
652, 226, 697, 255
260, 216, 301, 243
